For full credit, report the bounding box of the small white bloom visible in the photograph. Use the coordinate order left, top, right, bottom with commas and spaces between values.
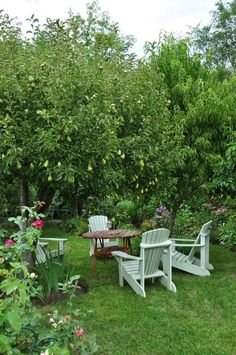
52, 323, 57, 328
49, 317, 54, 323
58, 320, 63, 324
29, 272, 36, 279
40, 349, 49, 355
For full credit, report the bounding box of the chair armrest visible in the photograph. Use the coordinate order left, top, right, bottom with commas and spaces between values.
112, 251, 142, 260
174, 243, 204, 247
172, 238, 195, 242
140, 240, 172, 249
38, 242, 48, 247
39, 238, 68, 242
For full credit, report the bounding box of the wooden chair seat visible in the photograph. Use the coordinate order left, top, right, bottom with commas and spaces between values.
112, 228, 176, 297
171, 221, 214, 276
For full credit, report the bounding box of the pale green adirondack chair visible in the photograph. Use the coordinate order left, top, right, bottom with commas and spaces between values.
112, 228, 176, 297
36, 238, 68, 263
171, 220, 213, 276
88, 215, 118, 256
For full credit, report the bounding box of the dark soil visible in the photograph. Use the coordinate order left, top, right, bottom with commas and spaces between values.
32, 282, 88, 307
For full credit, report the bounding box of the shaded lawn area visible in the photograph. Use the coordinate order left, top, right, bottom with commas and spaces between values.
42, 223, 236, 355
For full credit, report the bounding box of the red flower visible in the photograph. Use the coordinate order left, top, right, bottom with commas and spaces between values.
31, 219, 44, 229
5, 239, 14, 246
74, 327, 84, 337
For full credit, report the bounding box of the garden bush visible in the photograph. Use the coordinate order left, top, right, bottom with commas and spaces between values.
218, 218, 236, 251
115, 200, 138, 226
0, 206, 97, 354
61, 218, 88, 235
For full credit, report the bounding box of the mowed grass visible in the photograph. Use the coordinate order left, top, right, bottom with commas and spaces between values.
42, 223, 236, 355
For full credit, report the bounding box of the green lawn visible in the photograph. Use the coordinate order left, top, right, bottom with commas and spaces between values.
42, 223, 236, 355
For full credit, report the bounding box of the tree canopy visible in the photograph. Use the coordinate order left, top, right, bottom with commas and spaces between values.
0, 1, 235, 229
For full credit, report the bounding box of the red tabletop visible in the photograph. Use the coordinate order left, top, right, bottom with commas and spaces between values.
82, 229, 140, 239
82, 229, 140, 273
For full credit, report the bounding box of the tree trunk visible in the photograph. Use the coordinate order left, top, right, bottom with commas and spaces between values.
75, 199, 83, 218
169, 207, 178, 237
20, 178, 35, 272
22, 249, 35, 273
20, 178, 29, 217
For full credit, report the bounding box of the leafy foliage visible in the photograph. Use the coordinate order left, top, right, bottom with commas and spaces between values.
0, 1, 236, 247
190, 0, 236, 69
61, 218, 88, 235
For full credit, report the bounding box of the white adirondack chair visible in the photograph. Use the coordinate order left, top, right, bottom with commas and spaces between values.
112, 228, 176, 297
171, 220, 213, 276
88, 215, 118, 256
36, 238, 68, 263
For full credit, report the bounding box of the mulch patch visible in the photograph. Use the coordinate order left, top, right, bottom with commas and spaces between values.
32, 282, 88, 307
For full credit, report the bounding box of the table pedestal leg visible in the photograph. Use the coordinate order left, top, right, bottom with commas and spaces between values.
92, 238, 98, 274
92, 254, 95, 274
128, 238, 132, 254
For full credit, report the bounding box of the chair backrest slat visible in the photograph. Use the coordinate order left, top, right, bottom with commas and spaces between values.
188, 220, 212, 260
140, 228, 170, 275
88, 215, 108, 232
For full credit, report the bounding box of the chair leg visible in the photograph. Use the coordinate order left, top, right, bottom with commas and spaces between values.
162, 246, 172, 290
118, 261, 124, 287
162, 244, 176, 292
200, 234, 209, 269
160, 275, 177, 293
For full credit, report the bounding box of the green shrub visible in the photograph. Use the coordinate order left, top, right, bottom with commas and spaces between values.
35, 257, 65, 298
218, 215, 236, 251
115, 200, 138, 225
140, 219, 156, 232
83, 195, 118, 220
131, 235, 142, 256
61, 218, 88, 235
118, 223, 135, 230
137, 196, 160, 221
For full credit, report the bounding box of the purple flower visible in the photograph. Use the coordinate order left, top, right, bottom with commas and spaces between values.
156, 205, 170, 217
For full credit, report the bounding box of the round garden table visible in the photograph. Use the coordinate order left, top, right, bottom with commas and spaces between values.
82, 229, 140, 273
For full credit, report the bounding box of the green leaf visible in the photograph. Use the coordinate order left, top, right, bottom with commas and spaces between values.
0, 279, 21, 295
19, 287, 27, 305
69, 275, 81, 283
0, 334, 11, 352
9, 262, 29, 278
7, 310, 22, 332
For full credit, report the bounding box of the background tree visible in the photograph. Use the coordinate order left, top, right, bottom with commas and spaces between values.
190, 0, 236, 69
151, 37, 235, 231
0, 3, 135, 214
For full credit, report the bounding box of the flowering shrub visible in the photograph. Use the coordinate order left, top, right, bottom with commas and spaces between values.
0, 204, 46, 353
4, 239, 14, 245
0, 231, 29, 279
156, 205, 170, 218
156, 205, 170, 228
0, 204, 97, 354
0, 256, 42, 353
32, 219, 44, 229
8, 204, 45, 249
47, 305, 98, 354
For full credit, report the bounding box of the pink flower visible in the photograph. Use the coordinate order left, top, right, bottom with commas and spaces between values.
5, 239, 14, 246
64, 315, 71, 323
74, 327, 84, 337
31, 219, 44, 229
